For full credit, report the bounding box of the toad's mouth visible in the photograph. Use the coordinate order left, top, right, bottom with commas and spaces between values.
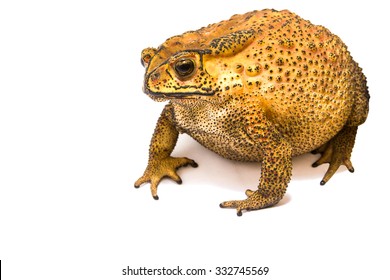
143, 85, 216, 99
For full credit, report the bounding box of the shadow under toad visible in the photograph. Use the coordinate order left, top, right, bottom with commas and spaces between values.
172, 135, 348, 194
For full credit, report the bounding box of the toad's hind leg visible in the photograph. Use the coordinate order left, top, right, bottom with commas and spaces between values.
312, 63, 369, 185
312, 126, 357, 185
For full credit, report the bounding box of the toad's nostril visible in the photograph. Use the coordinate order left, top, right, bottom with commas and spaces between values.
151, 72, 160, 81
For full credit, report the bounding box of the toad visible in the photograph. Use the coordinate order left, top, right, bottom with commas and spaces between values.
135, 9, 369, 215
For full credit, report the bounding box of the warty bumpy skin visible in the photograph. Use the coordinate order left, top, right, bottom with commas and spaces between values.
135, 9, 369, 216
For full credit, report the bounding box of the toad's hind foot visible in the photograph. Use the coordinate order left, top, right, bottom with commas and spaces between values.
312, 126, 357, 185
220, 190, 281, 216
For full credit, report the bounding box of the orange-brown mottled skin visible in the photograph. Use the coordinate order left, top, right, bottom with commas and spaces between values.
135, 9, 369, 216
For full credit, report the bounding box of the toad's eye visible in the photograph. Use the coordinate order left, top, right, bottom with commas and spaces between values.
174, 58, 195, 79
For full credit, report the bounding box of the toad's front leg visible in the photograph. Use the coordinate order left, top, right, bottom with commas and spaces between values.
134, 104, 197, 199
220, 117, 292, 216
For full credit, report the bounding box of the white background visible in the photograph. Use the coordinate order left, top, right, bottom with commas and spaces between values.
0, 0, 389, 279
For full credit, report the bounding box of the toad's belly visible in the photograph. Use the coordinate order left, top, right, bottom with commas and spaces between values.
185, 130, 264, 162
183, 122, 339, 161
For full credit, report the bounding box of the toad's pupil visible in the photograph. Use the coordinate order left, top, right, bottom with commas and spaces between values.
175, 59, 194, 76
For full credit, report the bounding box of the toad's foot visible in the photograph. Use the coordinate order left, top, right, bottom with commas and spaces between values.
220, 190, 281, 216
312, 126, 357, 185
134, 157, 198, 199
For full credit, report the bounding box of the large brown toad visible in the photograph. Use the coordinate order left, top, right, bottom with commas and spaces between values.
135, 9, 369, 216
